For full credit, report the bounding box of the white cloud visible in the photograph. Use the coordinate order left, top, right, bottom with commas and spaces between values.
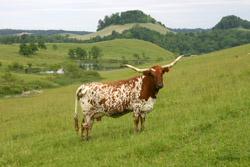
0, 0, 250, 30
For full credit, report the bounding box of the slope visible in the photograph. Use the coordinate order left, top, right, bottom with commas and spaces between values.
0, 39, 174, 70
1, 44, 249, 166
72, 23, 172, 40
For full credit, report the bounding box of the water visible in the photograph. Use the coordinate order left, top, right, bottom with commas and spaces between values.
79, 63, 120, 71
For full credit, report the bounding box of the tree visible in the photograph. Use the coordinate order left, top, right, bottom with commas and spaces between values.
63, 62, 83, 78
19, 43, 32, 55
29, 42, 38, 53
90, 46, 102, 60
52, 44, 58, 50
76, 47, 87, 60
49, 63, 61, 73
68, 49, 75, 59
38, 41, 47, 49
121, 56, 128, 65
27, 63, 32, 68
133, 53, 141, 65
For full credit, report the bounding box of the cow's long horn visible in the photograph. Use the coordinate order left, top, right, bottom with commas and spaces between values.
161, 55, 184, 69
125, 64, 150, 73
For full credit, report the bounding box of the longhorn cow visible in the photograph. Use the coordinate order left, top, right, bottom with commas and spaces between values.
74, 56, 183, 140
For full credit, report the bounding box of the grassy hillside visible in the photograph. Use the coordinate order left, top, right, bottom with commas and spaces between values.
0, 39, 174, 70
73, 23, 172, 40
1, 44, 249, 166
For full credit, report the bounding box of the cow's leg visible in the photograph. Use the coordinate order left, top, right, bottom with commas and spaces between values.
86, 118, 94, 141
140, 113, 146, 131
81, 117, 86, 141
134, 114, 140, 133
133, 107, 141, 133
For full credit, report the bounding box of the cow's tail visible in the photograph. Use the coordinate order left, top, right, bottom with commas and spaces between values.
74, 87, 81, 135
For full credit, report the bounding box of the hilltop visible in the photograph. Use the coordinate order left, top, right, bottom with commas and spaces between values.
97, 10, 165, 31
74, 23, 171, 40
213, 15, 250, 30
73, 10, 171, 40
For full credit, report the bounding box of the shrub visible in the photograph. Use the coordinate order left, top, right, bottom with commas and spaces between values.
8, 62, 24, 71
52, 44, 58, 50
19, 43, 32, 55
0, 72, 55, 95
38, 41, 47, 49
63, 62, 84, 78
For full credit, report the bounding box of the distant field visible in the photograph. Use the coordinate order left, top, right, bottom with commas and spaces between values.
0, 39, 174, 70
233, 27, 250, 32
72, 23, 172, 40
1, 44, 249, 166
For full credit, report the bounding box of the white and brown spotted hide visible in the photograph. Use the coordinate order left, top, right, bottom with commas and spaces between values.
77, 75, 156, 120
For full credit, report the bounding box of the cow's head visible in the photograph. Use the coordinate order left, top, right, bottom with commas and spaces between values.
125, 56, 183, 90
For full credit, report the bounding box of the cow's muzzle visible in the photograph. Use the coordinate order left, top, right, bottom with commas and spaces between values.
156, 83, 163, 89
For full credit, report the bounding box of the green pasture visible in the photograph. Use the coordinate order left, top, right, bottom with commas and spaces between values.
0, 44, 250, 166
0, 39, 174, 70
71, 23, 172, 40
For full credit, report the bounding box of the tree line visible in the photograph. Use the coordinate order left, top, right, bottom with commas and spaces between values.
1, 26, 250, 55
86, 26, 250, 55
0, 29, 91, 36
68, 46, 103, 61
0, 34, 85, 44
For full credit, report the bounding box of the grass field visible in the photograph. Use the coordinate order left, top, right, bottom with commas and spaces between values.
0, 44, 250, 166
72, 23, 172, 40
0, 39, 174, 70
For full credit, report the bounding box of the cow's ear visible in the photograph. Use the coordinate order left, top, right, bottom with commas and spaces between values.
163, 67, 169, 74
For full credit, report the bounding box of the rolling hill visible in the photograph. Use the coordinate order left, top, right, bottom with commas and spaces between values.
71, 23, 172, 40
1, 44, 249, 166
0, 29, 91, 36
0, 39, 175, 95
0, 39, 174, 70
213, 15, 250, 30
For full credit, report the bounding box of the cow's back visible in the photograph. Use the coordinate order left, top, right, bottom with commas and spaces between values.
77, 76, 144, 116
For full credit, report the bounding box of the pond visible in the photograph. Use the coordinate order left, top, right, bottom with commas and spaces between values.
79, 63, 120, 71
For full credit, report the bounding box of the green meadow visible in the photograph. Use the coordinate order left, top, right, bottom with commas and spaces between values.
70, 23, 172, 40
0, 44, 250, 166
0, 39, 174, 70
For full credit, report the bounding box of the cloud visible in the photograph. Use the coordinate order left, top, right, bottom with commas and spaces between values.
1, 0, 250, 30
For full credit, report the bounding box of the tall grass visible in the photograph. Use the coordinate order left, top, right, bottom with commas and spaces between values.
0, 44, 249, 166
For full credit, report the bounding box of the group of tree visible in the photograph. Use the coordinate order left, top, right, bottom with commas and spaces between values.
68, 46, 103, 60
86, 25, 250, 55
0, 29, 91, 36
213, 15, 250, 30
19, 41, 47, 56
1, 14, 250, 56
0, 34, 85, 44
97, 10, 165, 31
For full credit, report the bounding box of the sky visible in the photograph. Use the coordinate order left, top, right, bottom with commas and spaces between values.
1, 0, 250, 32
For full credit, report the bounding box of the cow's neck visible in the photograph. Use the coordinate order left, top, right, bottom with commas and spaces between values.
139, 74, 158, 100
